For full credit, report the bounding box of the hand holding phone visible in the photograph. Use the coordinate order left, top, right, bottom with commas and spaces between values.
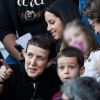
0, 52, 4, 66
0, 59, 13, 83
15, 44, 24, 52
0, 60, 3, 66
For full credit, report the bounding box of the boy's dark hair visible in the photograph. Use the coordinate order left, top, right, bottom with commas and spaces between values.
61, 77, 100, 100
26, 34, 55, 60
56, 46, 84, 67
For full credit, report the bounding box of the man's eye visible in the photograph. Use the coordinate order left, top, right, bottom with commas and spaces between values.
27, 53, 33, 58
37, 57, 43, 60
37, 56, 47, 61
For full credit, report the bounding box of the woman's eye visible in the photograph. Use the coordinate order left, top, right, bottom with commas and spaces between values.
49, 20, 55, 24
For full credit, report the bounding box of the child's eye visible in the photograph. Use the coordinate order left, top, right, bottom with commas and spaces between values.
58, 66, 65, 70
75, 33, 80, 37
67, 38, 72, 44
69, 66, 75, 69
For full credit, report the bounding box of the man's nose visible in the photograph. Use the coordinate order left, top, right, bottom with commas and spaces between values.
31, 56, 37, 66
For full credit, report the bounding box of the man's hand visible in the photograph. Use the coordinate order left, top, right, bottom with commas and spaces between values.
0, 59, 13, 83
2, 33, 24, 61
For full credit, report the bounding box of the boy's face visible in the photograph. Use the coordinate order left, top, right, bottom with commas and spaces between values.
24, 44, 50, 80
57, 56, 83, 82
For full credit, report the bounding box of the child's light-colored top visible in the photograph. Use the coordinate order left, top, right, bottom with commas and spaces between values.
82, 50, 100, 82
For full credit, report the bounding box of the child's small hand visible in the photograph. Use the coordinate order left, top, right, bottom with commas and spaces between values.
0, 59, 13, 83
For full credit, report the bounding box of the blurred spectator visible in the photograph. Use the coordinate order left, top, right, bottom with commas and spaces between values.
83, 0, 100, 34
61, 77, 100, 100
79, 0, 100, 43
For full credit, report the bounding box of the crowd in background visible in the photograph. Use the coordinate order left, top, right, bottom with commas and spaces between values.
0, 0, 100, 100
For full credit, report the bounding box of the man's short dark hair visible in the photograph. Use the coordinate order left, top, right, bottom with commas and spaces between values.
56, 46, 84, 67
26, 34, 55, 60
61, 77, 100, 100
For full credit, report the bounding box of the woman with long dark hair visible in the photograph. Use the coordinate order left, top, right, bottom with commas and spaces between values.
45, 0, 80, 41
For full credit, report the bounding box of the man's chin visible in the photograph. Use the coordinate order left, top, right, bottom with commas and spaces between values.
27, 72, 38, 79
54, 36, 60, 41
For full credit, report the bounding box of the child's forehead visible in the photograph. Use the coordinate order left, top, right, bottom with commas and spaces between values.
57, 56, 78, 60
57, 56, 78, 64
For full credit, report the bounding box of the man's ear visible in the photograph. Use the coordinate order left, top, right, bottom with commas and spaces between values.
22, 49, 26, 58
80, 66, 85, 75
56, 67, 59, 75
46, 60, 52, 68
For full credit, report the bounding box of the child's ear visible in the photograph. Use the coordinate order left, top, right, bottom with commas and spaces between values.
80, 66, 85, 75
22, 49, 26, 58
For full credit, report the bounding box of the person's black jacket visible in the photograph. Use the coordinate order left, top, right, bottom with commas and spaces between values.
0, 62, 61, 100
0, 0, 55, 41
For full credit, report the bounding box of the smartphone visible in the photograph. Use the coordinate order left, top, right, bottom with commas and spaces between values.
0, 52, 4, 66
0, 61, 3, 66
15, 44, 24, 52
